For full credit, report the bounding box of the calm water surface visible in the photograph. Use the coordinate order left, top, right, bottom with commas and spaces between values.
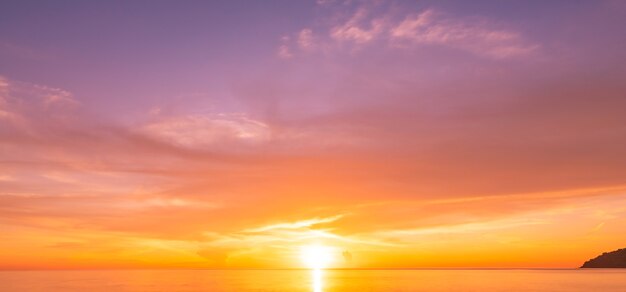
1, 269, 625, 291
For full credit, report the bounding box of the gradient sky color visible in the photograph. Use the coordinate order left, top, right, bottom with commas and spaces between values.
1, 0, 626, 270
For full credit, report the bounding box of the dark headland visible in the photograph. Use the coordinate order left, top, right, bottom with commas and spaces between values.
580, 248, 626, 268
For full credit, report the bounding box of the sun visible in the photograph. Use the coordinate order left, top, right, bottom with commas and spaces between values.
300, 244, 333, 269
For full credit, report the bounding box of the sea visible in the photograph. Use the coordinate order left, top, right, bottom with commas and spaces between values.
1, 269, 625, 291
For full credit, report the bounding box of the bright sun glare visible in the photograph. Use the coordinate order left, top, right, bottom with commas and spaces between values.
300, 244, 333, 269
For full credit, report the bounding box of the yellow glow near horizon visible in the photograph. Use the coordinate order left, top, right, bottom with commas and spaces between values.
300, 244, 333, 269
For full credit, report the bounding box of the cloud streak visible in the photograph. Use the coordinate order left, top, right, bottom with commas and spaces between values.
279, 4, 538, 59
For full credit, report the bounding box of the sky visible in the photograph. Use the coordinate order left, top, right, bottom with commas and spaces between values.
1, 0, 626, 270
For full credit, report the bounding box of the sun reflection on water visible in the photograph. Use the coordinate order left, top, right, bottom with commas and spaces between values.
312, 268, 323, 292
300, 244, 331, 292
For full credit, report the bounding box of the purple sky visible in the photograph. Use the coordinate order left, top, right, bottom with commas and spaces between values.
1, 0, 626, 269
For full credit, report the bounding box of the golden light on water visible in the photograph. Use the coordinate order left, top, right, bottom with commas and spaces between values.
312, 268, 323, 292
300, 244, 332, 292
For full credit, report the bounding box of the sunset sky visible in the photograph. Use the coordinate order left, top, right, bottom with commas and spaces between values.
1, 0, 626, 270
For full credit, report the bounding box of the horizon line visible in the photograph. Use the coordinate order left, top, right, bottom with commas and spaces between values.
0, 267, 597, 272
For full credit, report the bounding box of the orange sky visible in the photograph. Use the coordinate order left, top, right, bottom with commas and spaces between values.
1, 0, 626, 270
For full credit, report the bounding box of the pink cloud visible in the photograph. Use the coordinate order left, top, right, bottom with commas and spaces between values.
140, 113, 271, 149
330, 8, 386, 44
277, 36, 294, 59
297, 28, 315, 50
278, 5, 538, 59
390, 9, 539, 58
277, 44, 293, 59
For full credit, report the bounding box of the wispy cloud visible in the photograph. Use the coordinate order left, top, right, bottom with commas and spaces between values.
297, 29, 316, 51
140, 113, 271, 149
330, 8, 386, 44
277, 36, 294, 59
372, 218, 547, 239
390, 9, 538, 58
278, 3, 538, 59
244, 214, 345, 233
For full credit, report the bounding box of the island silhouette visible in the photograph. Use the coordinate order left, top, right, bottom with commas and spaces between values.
581, 248, 626, 268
